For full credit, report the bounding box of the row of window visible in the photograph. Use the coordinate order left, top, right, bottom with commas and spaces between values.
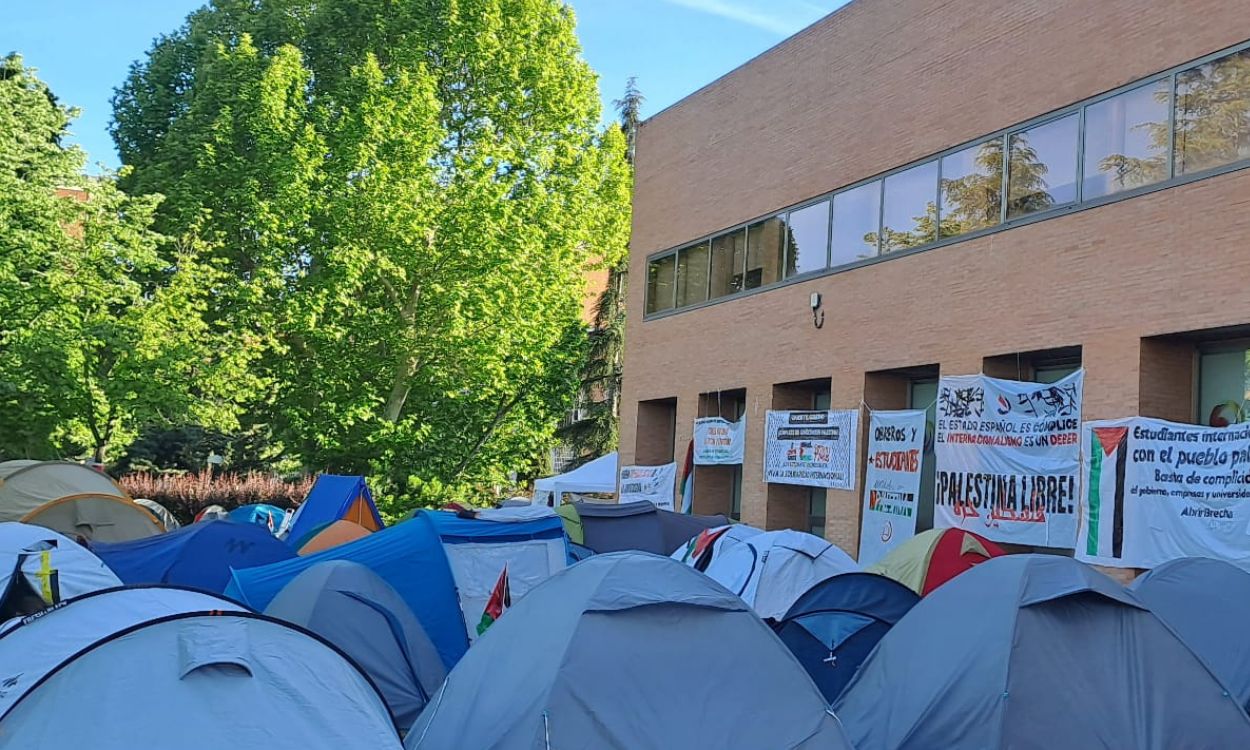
646, 43, 1250, 315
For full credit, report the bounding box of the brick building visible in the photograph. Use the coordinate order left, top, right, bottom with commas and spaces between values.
620, 0, 1250, 558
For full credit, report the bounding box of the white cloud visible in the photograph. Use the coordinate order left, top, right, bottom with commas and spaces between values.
660, 0, 831, 36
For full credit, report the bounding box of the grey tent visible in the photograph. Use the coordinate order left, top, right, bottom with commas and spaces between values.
834, 554, 1250, 749
1131, 557, 1250, 712
265, 560, 447, 732
574, 500, 728, 555
407, 552, 852, 750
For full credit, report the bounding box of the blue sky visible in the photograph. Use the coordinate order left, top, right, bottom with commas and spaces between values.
3, 0, 848, 173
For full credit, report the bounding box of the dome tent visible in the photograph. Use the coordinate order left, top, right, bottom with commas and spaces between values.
572, 500, 728, 555
286, 474, 383, 546
867, 527, 1004, 596
0, 522, 120, 619
407, 552, 852, 750
671, 523, 762, 571
834, 555, 1250, 749
297, 519, 373, 555
22, 493, 162, 542
704, 529, 859, 620
133, 498, 181, 531
265, 560, 447, 732
0, 586, 402, 750
0, 460, 127, 520
228, 503, 287, 532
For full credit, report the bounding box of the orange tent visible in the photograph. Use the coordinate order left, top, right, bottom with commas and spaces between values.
297, 520, 372, 556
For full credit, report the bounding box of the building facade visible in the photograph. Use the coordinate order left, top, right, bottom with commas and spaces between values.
620, 0, 1250, 558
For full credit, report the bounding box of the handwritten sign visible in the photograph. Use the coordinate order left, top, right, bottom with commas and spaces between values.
858, 410, 926, 566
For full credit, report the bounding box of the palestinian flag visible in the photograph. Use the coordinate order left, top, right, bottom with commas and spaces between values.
1086, 426, 1128, 559
679, 439, 694, 514
476, 564, 511, 636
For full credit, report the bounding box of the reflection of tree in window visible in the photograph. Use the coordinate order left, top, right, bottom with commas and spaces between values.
1174, 49, 1250, 176
872, 162, 938, 254
1007, 115, 1078, 219
940, 139, 1003, 238
745, 217, 784, 290
709, 230, 746, 299
645, 255, 675, 314
784, 200, 830, 278
1084, 81, 1169, 198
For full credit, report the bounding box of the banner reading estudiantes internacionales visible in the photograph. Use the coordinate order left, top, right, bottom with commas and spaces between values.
934, 371, 1083, 547
1077, 417, 1250, 570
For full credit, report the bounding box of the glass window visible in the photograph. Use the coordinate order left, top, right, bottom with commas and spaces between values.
784, 200, 830, 278
1007, 113, 1079, 219
1199, 349, 1250, 426
645, 255, 675, 314
745, 216, 785, 290
1083, 81, 1170, 199
808, 389, 831, 537
730, 466, 742, 522
1033, 364, 1079, 384
939, 138, 1003, 239
1175, 49, 1250, 176
675, 241, 710, 307
709, 229, 746, 299
910, 379, 938, 533
880, 161, 939, 253
831, 180, 882, 265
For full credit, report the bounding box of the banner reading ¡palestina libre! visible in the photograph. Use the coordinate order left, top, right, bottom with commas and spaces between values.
858, 409, 926, 566
618, 462, 677, 510
692, 417, 745, 465
933, 370, 1083, 547
763, 410, 859, 490
1077, 417, 1250, 570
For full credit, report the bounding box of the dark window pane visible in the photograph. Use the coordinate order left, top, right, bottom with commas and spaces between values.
709, 229, 746, 299
645, 255, 675, 314
831, 180, 881, 265
745, 216, 784, 290
784, 200, 830, 278
1084, 81, 1170, 199
1174, 49, 1250, 176
1007, 113, 1079, 219
939, 138, 1003, 238
675, 241, 710, 307
880, 161, 938, 253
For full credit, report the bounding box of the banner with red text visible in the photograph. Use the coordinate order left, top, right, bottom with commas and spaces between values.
858, 409, 926, 566
618, 463, 677, 510
934, 371, 1083, 547
693, 417, 745, 465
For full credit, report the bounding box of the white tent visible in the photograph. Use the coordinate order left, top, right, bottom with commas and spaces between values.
532, 452, 617, 506
704, 529, 859, 620
0, 523, 120, 619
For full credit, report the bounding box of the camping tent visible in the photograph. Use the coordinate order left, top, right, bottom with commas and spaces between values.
266, 560, 447, 731
94, 520, 296, 594
1131, 557, 1250, 712
133, 498, 180, 531
531, 452, 617, 506
228, 503, 287, 532
704, 530, 859, 620
0, 461, 127, 522
773, 572, 919, 702
0, 522, 120, 620
427, 510, 568, 642
226, 511, 468, 669
867, 527, 1005, 596
22, 493, 162, 542
834, 554, 1250, 749
287, 474, 383, 546
671, 524, 763, 571
0, 586, 402, 749
406, 552, 853, 750
297, 519, 373, 555
573, 500, 728, 555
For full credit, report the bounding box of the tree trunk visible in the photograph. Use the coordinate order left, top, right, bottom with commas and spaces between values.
382, 279, 423, 423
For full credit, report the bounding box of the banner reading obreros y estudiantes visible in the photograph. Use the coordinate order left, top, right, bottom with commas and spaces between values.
693, 417, 745, 465
858, 409, 926, 566
618, 462, 677, 510
763, 410, 859, 490
1077, 417, 1250, 570
933, 370, 1083, 547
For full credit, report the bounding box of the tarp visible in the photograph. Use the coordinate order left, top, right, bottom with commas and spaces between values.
287, 474, 383, 546
1131, 557, 1250, 711
23, 493, 163, 543
297, 519, 372, 555
834, 555, 1250, 749
265, 560, 447, 732
226, 512, 468, 669
406, 552, 852, 750
532, 452, 617, 506
133, 499, 180, 531
670, 524, 763, 571
867, 527, 1005, 596
428, 511, 568, 642
0, 522, 119, 619
227, 503, 286, 533
555, 503, 583, 544
0, 586, 401, 750
0, 461, 127, 522
94, 520, 296, 594
575, 500, 728, 555
773, 572, 919, 702
704, 529, 859, 620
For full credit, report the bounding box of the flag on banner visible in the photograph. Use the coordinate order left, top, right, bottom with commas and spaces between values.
680, 439, 694, 513
476, 564, 511, 636
1085, 425, 1129, 560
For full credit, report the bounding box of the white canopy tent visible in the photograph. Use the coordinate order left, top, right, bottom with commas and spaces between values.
532, 452, 617, 507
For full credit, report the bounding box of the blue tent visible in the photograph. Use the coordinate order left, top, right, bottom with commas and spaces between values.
265, 560, 447, 732
227, 503, 286, 532
94, 520, 296, 594
287, 475, 383, 547
772, 572, 919, 702
226, 512, 468, 669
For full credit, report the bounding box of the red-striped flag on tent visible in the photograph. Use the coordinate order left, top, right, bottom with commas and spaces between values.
679, 439, 694, 513
476, 564, 511, 636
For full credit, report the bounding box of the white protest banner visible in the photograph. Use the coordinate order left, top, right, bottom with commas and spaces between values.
858, 410, 926, 566
763, 410, 859, 490
693, 417, 745, 465
1077, 417, 1250, 570
618, 463, 677, 510
933, 370, 1083, 547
